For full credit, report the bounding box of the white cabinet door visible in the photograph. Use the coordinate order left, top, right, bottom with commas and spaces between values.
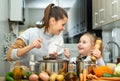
98, 0, 106, 25
92, 0, 99, 29
9, 0, 23, 21
92, 0, 120, 29
106, 0, 119, 24
92, 0, 106, 29
117, 0, 120, 20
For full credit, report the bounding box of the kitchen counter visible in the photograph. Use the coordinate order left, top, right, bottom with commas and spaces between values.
0, 77, 4, 81
0, 78, 110, 81
88, 80, 113, 81
0, 77, 119, 81
0, 77, 28, 81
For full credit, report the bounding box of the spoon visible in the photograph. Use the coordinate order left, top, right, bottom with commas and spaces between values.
54, 44, 64, 49
55, 44, 72, 59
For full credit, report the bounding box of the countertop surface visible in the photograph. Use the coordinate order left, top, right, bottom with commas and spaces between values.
0, 77, 120, 81
0, 77, 95, 81
0, 77, 5, 81
0, 78, 110, 81
0, 77, 28, 81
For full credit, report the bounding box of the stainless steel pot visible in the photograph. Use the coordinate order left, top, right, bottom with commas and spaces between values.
76, 60, 96, 76
36, 60, 69, 74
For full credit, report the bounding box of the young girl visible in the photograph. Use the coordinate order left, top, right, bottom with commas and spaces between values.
64, 32, 105, 66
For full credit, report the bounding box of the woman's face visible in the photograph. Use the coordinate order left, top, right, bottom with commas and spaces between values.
77, 35, 93, 56
49, 16, 68, 35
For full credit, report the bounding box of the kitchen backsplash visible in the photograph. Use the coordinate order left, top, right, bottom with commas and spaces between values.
102, 27, 120, 63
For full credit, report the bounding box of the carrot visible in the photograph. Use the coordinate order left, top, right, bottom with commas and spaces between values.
94, 66, 113, 77
87, 74, 93, 80
93, 75, 99, 80
87, 74, 99, 80
79, 73, 83, 81
83, 69, 87, 81
62, 63, 67, 73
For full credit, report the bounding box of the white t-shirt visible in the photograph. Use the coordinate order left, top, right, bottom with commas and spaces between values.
10, 27, 64, 67
70, 55, 105, 66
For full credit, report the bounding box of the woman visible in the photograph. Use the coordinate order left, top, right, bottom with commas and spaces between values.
7, 3, 68, 69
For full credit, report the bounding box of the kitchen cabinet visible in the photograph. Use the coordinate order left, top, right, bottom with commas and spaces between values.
92, 0, 99, 29
117, 0, 120, 19
106, 0, 120, 23
92, 0, 120, 29
9, 0, 24, 21
98, 0, 106, 25
92, 0, 106, 29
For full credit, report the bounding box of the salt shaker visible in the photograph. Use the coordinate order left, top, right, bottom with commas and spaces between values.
29, 55, 36, 73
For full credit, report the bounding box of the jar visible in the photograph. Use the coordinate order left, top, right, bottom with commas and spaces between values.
76, 60, 96, 76
117, 57, 120, 64
12, 61, 24, 81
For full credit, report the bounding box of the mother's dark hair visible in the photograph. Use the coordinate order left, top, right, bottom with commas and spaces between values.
39, 3, 68, 33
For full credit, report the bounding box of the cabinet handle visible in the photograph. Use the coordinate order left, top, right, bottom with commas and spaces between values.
99, 8, 105, 24
95, 12, 99, 26
111, 0, 118, 19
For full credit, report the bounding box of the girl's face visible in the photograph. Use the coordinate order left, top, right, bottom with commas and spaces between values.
77, 35, 94, 56
49, 16, 68, 35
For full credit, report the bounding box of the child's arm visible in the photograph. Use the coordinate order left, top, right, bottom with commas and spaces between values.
96, 57, 106, 66
91, 47, 106, 66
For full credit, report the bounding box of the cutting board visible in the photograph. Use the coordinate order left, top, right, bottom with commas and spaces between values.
88, 77, 120, 81
100, 77, 120, 81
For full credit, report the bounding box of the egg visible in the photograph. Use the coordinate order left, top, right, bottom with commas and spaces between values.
29, 73, 39, 81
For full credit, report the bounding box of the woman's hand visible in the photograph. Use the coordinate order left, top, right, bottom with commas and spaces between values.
30, 38, 42, 49
64, 48, 70, 58
49, 52, 58, 58
91, 49, 102, 59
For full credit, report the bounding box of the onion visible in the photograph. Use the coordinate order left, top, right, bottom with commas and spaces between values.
39, 71, 50, 81
29, 73, 39, 81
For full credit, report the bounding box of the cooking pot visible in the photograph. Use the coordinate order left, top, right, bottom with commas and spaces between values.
35, 60, 69, 74
76, 60, 96, 76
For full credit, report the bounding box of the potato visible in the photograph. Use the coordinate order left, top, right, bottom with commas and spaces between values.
39, 71, 50, 81
29, 73, 39, 81
50, 73, 58, 81
56, 74, 64, 81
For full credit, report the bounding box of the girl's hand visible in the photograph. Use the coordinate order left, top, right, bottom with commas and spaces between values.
64, 48, 70, 58
91, 49, 101, 59
30, 38, 42, 48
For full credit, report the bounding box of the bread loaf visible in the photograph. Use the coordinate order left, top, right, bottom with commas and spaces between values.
91, 39, 102, 61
